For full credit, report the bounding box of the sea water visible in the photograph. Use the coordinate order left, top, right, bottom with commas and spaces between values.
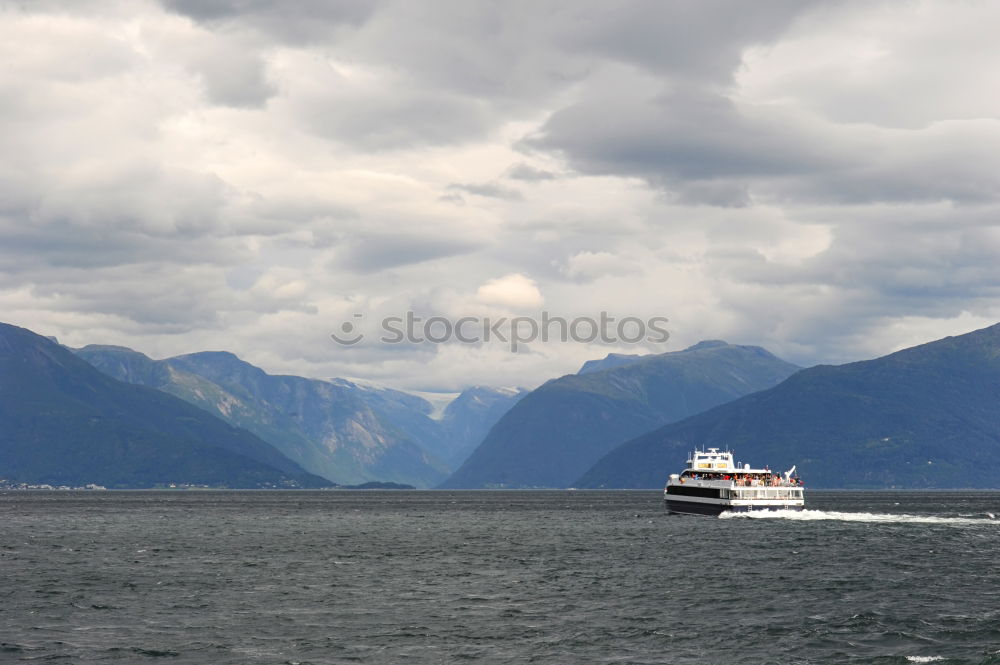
2, 490, 999, 664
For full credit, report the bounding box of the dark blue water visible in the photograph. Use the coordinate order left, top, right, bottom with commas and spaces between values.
2, 490, 1000, 664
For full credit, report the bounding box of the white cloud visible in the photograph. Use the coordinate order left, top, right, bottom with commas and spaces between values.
475, 273, 544, 310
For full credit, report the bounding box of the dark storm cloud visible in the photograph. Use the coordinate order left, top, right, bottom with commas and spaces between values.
524, 83, 837, 203
528, 82, 1000, 207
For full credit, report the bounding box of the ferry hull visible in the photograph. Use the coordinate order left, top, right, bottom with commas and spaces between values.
665, 498, 805, 516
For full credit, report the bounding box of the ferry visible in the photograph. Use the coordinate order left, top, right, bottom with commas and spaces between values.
664, 448, 804, 516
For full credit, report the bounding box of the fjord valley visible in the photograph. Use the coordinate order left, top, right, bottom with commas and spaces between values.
73, 344, 524, 488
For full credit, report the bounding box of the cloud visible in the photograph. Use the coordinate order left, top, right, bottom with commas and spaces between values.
159, 0, 377, 42
152, 26, 276, 108
551, 0, 811, 82
475, 274, 544, 309
521, 66, 831, 200
528, 70, 1000, 208
271, 50, 497, 150
738, 2, 1000, 130
2, 0, 999, 391
337, 233, 483, 273
447, 181, 523, 201
562, 251, 638, 282
505, 163, 557, 182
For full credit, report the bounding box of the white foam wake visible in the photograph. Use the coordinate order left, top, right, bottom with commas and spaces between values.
719, 509, 998, 525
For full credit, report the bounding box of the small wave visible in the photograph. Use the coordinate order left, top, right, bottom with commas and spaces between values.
905, 657, 944, 663
719, 509, 997, 525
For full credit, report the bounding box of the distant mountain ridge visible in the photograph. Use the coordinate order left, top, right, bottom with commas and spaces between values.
576, 323, 1000, 489
577, 352, 643, 375
440, 342, 800, 488
0, 323, 329, 489
74, 345, 525, 487
436, 386, 528, 467
325, 379, 527, 469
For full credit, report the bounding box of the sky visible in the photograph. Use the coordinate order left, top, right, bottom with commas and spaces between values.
2, 0, 999, 391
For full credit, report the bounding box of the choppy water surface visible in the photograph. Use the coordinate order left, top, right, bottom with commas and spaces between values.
3, 490, 1000, 664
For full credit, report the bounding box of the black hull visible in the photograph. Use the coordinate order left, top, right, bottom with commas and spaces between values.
665, 498, 804, 516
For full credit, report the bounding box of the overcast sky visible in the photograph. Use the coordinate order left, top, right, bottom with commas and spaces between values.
3, 0, 999, 391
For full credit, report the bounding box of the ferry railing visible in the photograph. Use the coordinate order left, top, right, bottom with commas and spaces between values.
725, 488, 804, 500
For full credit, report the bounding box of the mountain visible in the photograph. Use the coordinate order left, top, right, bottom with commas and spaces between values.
74, 345, 526, 486
576, 323, 1000, 489
324, 381, 526, 470
75, 346, 451, 487
440, 341, 800, 488
577, 352, 644, 375
436, 386, 528, 467
0, 323, 329, 489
